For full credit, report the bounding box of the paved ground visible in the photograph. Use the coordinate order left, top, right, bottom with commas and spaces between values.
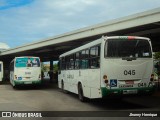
0, 79, 160, 119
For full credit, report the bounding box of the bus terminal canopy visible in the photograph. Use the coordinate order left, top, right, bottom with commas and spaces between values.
0, 7, 160, 63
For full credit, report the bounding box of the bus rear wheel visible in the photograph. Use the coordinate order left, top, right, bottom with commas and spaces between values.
12, 81, 16, 89
78, 83, 87, 102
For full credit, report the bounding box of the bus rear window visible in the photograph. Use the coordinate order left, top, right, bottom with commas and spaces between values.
15, 58, 40, 67
105, 39, 152, 58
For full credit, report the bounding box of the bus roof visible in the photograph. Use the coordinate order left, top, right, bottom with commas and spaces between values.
11, 56, 40, 62
60, 38, 101, 57
15, 56, 40, 58
60, 36, 150, 58
105, 36, 150, 41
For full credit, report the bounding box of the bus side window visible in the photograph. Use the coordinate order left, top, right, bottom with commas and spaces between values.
66, 56, 70, 70
75, 52, 80, 69
80, 49, 89, 69
85, 49, 89, 68
90, 46, 100, 68
60, 57, 66, 70
66, 54, 75, 70
70, 54, 75, 70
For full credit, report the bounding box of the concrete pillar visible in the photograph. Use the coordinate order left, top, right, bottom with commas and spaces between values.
3, 60, 10, 82
50, 60, 53, 71
49, 60, 53, 83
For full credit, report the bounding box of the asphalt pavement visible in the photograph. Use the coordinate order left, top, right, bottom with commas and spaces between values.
0, 79, 160, 120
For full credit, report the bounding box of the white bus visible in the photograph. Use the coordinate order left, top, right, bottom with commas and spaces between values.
0, 61, 4, 83
58, 36, 155, 101
10, 56, 41, 87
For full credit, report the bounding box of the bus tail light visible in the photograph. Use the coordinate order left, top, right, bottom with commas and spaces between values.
128, 36, 135, 40
15, 75, 17, 80
103, 75, 110, 88
150, 74, 154, 81
103, 75, 108, 83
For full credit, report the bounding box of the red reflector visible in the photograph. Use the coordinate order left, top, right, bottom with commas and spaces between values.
128, 36, 135, 40
125, 80, 134, 84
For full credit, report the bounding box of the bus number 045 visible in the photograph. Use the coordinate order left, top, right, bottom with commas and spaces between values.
124, 70, 135, 75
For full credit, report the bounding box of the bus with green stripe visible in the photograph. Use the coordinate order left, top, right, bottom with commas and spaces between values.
10, 56, 41, 88
0, 61, 3, 83
58, 36, 155, 101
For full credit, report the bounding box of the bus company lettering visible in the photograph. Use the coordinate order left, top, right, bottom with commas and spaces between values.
67, 74, 74, 79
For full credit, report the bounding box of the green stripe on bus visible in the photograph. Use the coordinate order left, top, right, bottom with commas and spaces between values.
14, 80, 41, 85
101, 87, 155, 97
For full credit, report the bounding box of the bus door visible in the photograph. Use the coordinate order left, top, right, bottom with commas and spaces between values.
79, 58, 89, 97
67, 56, 75, 92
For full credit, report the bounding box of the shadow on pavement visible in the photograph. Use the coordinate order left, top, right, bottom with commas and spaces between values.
1, 79, 58, 90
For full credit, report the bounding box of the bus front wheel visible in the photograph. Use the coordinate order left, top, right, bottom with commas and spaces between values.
61, 80, 64, 91
78, 83, 87, 102
61, 80, 68, 93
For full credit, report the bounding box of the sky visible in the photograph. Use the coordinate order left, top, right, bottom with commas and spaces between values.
0, 0, 160, 48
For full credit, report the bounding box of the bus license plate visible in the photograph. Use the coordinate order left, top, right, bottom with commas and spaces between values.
123, 90, 137, 94
25, 72, 31, 75
25, 81, 32, 84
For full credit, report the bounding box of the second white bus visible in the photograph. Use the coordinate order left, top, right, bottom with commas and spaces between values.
58, 36, 155, 101
0, 61, 3, 83
10, 56, 41, 87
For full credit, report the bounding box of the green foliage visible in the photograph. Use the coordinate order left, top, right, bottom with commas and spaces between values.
41, 62, 59, 72
53, 63, 58, 73
41, 63, 48, 72
153, 52, 160, 60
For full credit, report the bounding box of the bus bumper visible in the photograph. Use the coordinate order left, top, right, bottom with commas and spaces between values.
101, 87, 156, 97
14, 80, 41, 85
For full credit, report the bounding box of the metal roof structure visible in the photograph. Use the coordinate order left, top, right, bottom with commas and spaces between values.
0, 7, 160, 63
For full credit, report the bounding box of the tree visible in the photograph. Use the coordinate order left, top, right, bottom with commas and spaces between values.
53, 63, 58, 73
41, 63, 48, 72
153, 52, 160, 76
153, 52, 160, 60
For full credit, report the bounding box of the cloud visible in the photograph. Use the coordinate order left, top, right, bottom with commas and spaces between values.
0, 0, 160, 48
43, 0, 97, 10
0, 0, 7, 6
0, 0, 34, 10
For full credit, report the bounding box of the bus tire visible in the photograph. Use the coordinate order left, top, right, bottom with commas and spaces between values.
61, 80, 64, 91
12, 81, 16, 89
61, 80, 68, 93
78, 83, 87, 102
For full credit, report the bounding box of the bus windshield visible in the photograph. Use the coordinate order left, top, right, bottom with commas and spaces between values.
105, 39, 152, 58
15, 58, 40, 67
